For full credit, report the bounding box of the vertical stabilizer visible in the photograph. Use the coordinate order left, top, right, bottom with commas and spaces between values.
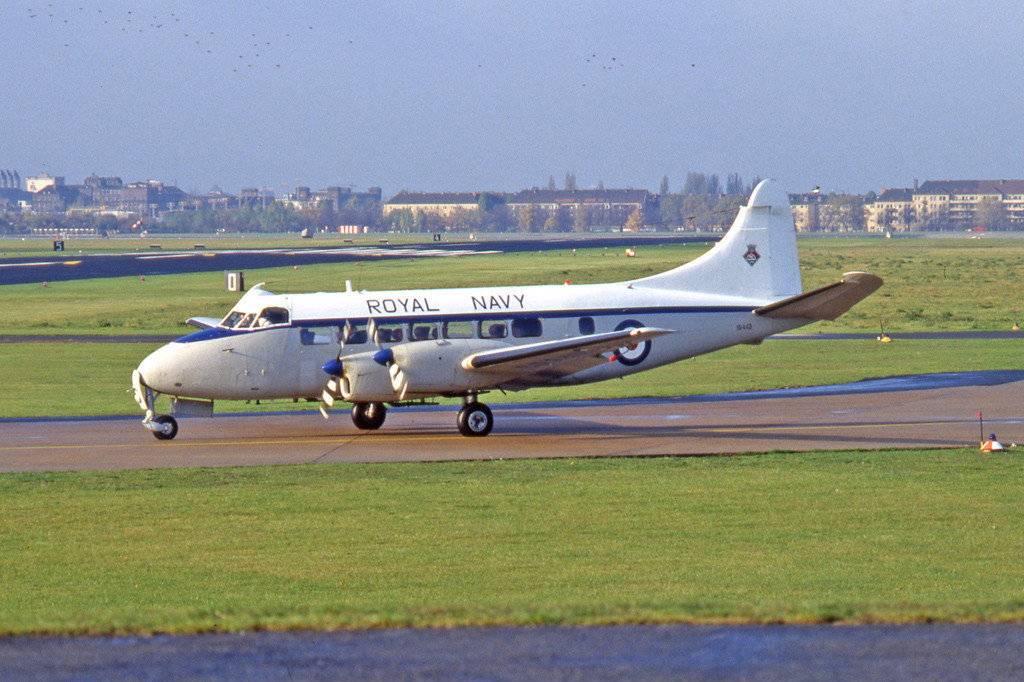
634, 179, 802, 301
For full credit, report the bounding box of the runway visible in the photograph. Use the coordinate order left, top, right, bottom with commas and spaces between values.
0, 235, 699, 285
4, 370, 1022, 473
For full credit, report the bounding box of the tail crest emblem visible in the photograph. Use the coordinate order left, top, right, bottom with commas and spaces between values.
743, 244, 761, 267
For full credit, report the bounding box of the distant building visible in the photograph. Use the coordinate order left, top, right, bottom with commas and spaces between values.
0, 169, 24, 209
286, 186, 382, 213
506, 189, 652, 229
787, 192, 827, 232
83, 174, 124, 207
25, 173, 64, 193
30, 184, 84, 213
912, 179, 1024, 229
866, 188, 915, 232
120, 181, 187, 215
859, 180, 1024, 231
382, 191, 484, 218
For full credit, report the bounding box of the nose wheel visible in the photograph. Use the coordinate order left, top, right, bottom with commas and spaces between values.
148, 414, 178, 440
457, 401, 493, 437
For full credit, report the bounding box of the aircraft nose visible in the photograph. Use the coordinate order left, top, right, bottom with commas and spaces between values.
135, 343, 184, 395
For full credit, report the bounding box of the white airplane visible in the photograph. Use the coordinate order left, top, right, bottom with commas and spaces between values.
132, 180, 882, 440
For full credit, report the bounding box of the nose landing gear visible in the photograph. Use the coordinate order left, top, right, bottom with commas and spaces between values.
133, 370, 180, 441
148, 414, 179, 440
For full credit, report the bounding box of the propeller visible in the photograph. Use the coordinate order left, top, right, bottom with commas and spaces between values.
319, 320, 353, 419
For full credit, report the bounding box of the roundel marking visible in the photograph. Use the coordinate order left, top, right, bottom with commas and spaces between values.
613, 319, 651, 366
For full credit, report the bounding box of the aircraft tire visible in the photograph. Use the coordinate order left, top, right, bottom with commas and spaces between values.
152, 414, 178, 440
351, 402, 387, 430
457, 403, 493, 437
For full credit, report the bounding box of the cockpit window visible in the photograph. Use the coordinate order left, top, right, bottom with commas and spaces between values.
237, 313, 256, 328
221, 311, 245, 328
255, 307, 290, 327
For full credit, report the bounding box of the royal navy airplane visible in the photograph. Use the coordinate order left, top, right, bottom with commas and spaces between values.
132, 180, 882, 439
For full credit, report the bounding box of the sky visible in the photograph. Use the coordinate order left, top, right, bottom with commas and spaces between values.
3, 0, 1024, 197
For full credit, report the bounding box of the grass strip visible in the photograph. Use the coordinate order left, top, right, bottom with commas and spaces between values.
1, 450, 1023, 635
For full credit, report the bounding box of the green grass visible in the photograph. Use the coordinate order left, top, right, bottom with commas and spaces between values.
3, 236, 1024, 418
4, 237, 1024, 635
4, 237, 1024, 335
3, 338, 1022, 418
2, 450, 1023, 635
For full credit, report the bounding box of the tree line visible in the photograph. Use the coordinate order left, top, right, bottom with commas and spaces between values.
0, 171, 896, 235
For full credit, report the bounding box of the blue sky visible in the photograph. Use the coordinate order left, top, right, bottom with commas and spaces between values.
3, 0, 1024, 197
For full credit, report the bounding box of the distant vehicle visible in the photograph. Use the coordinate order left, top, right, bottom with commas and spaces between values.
132, 180, 882, 439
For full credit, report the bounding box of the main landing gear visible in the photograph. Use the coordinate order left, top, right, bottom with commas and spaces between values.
348, 397, 494, 437
457, 396, 493, 437
351, 402, 387, 430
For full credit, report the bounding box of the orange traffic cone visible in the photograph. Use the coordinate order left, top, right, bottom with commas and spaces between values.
981, 434, 1004, 452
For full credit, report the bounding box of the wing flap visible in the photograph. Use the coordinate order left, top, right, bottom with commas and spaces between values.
754, 271, 883, 321
462, 327, 673, 379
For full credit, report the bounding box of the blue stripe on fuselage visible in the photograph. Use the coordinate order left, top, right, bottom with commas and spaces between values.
172, 305, 753, 343
292, 305, 753, 328
172, 327, 253, 343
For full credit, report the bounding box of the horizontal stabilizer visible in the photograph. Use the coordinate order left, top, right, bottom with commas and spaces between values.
754, 272, 883, 321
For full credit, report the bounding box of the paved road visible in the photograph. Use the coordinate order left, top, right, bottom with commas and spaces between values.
0, 235, 701, 285
5, 623, 1024, 682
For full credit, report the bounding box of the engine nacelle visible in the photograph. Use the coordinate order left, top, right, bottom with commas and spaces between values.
339, 352, 401, 402
389, 339, 509, 398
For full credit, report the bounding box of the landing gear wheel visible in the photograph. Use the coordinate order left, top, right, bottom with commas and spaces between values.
351, 402, 387, 430
457, 403, 493, 437
152, 414, 178, 441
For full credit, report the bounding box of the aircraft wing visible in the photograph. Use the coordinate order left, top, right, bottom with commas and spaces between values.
754, 272, 883, 321
186, 316, 222, 330
462, 327, 673, 381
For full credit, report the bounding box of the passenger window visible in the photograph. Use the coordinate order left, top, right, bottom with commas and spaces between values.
479, 320, 507, 339
442, 320, 474, 339
299, 327, 334, 345
411, 324, 437, 341
578, 317, 595, 335
342, 324, 368, 345
511, 317, 543, 338
374, 324, 404, 344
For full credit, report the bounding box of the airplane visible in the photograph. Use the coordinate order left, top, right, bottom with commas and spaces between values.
131, 179, 882, 440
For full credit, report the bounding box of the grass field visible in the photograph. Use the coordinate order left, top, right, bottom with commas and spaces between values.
4, 236, 1024, 336
3, 236, 1024, 417
2, 450, 1023, 635
3, 235, 1024, 635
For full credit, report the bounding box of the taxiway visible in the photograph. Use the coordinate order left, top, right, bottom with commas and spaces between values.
3, 371, 1021, 473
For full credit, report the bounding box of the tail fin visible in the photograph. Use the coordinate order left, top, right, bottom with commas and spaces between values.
635, 179, 801, 301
